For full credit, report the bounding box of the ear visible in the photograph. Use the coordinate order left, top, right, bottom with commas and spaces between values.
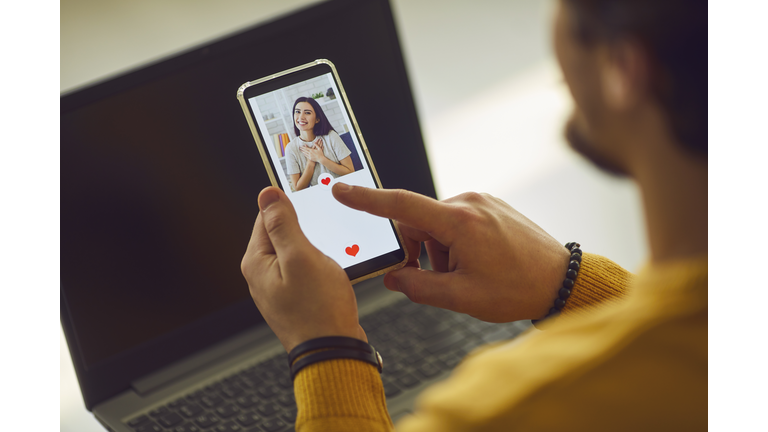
599, 40, 650, 111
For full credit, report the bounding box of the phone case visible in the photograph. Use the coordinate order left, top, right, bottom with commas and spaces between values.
236, 59, 408, 284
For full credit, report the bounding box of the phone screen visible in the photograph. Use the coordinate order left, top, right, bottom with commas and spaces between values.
240, 62, 406, 281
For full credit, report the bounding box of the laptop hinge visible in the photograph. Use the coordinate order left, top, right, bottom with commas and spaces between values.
131, 324, 273, 396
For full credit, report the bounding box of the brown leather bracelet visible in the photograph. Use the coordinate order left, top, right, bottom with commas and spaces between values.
288, 336, 374, 365
290, 348, 383, 381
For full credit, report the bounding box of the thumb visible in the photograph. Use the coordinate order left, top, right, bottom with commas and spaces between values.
384, 267, 464, 312
258, 187, 311, 260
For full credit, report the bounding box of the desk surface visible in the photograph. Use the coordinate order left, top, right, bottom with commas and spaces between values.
60, 1, 646, 430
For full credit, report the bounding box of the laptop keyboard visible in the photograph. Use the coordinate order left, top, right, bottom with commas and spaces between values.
125, 298, 531, 432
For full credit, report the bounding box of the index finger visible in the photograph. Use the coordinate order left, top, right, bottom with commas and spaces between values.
332, 185, 455, 244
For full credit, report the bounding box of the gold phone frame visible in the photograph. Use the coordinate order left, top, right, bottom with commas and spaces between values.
236, 59, 408, 285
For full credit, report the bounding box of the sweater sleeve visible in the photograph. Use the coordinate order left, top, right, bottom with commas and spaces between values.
293, 358, 393, 431
559, 253, 633, 317
292, 252, 633, 431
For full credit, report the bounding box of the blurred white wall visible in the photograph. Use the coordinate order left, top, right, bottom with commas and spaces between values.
61, 1, 648, 430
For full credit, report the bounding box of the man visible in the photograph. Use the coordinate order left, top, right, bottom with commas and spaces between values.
241, 0, 707, 430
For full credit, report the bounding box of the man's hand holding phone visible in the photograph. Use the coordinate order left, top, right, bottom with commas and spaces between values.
241, 186, 366, 352
242, 182, 573, 349
332, 184, 570, 323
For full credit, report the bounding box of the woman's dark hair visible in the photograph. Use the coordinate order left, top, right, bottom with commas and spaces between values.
292, 97, 335, 137
565, 0, 707, 156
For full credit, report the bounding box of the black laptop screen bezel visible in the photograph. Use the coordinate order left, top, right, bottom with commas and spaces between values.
61, 0, 436, 411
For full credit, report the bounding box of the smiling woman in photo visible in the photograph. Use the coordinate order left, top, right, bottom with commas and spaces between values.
284, 97, 353, 191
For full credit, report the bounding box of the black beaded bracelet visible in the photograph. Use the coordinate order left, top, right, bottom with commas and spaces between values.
531, 242, 583, 329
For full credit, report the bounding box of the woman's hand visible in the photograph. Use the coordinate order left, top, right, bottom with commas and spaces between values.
241, 186, 366, 352
332, 184, 571, 323
300, 138, 325, 163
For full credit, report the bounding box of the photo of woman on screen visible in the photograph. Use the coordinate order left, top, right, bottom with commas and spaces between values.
285, 97, 354, 191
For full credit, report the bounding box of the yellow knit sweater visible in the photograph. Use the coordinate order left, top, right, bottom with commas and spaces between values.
293, 253, 708, 431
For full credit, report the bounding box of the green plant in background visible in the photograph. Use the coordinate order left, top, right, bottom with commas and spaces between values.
311, 92, 325, 99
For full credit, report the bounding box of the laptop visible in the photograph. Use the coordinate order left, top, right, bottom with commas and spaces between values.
60, 1, 532, 431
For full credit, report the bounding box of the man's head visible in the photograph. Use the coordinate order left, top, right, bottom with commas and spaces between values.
554, 0, 707, 177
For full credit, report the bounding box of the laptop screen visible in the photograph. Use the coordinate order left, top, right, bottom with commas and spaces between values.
61, 0, 435, 410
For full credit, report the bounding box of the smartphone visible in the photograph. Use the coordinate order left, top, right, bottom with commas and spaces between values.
237, 59, 408, 284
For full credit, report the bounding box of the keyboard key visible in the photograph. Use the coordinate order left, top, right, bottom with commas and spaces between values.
467, 321, 494, 334
383, 383, 402, 398
193, 413, 220, 428
215, 403, 241, 419
257, 385, 280, 399
172, 423, 201, 432
382, 361, 407, 377
397, 373, 421, 389
256, 403, 280, 417
359, 316, 379, 328
127, 415, 150, 427
168, 398, 187, 408
377, 309, 398, 324
399, 300, 421, 313
178, 402, 204, 418
135, 422, 163, 432
276, 376, 293, 389
462, 338, 484, 352
240, 369, 262, 381
185, 390, 205, 401
235, 394, 259, 408
201, 394, 225, 408
220, 385, 244, 399
396, 337, 417, 350
235, 411, 262, 427
378, 328, 397, 341
158, 412, 184, 427
425, 332, 465, 354
437, 353, 462, 369
148, 406, 169, 417
231, 377, 250, 388
417, 363, 442, 378
276, 394, 295, 407
418, 325, 452, 341
280, 407, 297, 424
414, 314, 440, 326
482, 328, 513, 343
237, 378, 258, 389
213, 420, 243, 432
259, 370, 279, 381
394, 319, 416, 332
403, 353, 425, 365
261, 418, 287, 432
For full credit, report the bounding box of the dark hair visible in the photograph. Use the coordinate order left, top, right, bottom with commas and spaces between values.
565, 0, 707, 155
292, 97, 335, 137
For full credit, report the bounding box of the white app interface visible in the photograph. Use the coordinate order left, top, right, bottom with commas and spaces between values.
248, 72, 400, 268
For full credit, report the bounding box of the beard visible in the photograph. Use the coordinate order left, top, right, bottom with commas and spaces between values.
564, 116, 629, 178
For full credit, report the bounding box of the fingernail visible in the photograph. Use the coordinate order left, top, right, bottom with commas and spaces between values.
259, 188, 280, 211
334, 182, 352, 192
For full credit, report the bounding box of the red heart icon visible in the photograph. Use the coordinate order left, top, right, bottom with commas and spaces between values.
345, 244, 360, 257
321, 177, 331, 185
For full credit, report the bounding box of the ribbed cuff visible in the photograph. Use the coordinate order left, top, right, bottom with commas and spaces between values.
294, 357, 393, 432
560, 253, 633, 317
